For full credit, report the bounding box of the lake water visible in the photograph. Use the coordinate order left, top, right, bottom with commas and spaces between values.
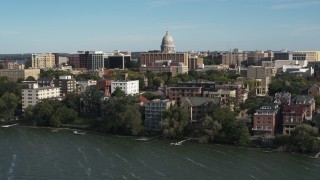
0, 126, 319, 179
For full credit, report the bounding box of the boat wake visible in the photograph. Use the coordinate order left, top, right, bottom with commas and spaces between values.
7, 154, 17, 180
185, 157, 206, 168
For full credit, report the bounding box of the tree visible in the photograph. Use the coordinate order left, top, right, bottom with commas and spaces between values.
111, 87, 126, 97
290, 124, 319, 152
234, 123, 251, 146
26, 76, 36, 81
198, 115, 222, 143
100, 96, 143, 135
160, 106, 189, 138
0, 92, 19, 120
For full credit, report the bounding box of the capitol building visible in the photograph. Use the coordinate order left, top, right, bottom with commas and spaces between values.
161, 31, 176, 53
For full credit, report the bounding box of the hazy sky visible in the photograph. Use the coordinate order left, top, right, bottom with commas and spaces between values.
0, 0, 319, 53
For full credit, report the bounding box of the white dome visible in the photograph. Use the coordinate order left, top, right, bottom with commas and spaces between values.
161, 31, 175, 53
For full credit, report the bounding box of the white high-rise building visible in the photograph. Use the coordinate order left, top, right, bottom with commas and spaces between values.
21, 83, 61, 110
111, 80, 139, 95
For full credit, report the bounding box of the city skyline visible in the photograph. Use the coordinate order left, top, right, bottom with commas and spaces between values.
0, 0, 319, 53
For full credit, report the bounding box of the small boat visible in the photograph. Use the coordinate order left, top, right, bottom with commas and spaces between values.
73, 130, 86, 135
1, 123, 18, 128
170, 142, 182, 146
1, 125, 11, 128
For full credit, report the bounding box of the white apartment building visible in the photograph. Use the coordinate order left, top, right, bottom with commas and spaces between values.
22, 83, 61, 110
111, 80, 139, 95
31, 53, 55, 69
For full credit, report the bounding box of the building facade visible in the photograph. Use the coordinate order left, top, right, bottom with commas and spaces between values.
53, 75, 77, 97
282, 105, 308, 135
21, 83, 61, 110
31, 53, 55, 69
0, 69, 40, 82
111, 80, 139, 95
144, 99, 175, 130
252, 103, 279, 136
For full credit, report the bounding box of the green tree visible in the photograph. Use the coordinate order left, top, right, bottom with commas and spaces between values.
290, 124, 319, 152
234, 123, 251, 146
198, 115, 222, 143
26, 76, 36, 81
100, 96, 143, 135
111, 87, 126, 97
0, 92, 19, 120
160, 106, 189, 138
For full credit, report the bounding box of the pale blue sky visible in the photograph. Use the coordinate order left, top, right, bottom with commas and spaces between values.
0, 0, 319, 53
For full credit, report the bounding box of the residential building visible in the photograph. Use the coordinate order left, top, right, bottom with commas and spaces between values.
1, 60, 24, 70
252, 103, 279, 136
97, 79, 112, 97
282, 105, 308, 135
203, 89, 236, 109
0, 69, 40, 82
37, 77, 54, 87
167, 87, 202, 105
247, 50, 273, 65
221, 49, 247, 66
21, 83, 60, 111
181, 97, 220, 123
111, 80, 139, 95
53, 75, 77, 97
76, 80, 97, 93
291, 95, 315, 120
302, 84, 320, 97
31, 53, 55, 69
144, 99, 175, 130
273, 92, 291, 105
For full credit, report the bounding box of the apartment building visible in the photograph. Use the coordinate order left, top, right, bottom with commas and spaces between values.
144, 99, 175, 130
282, 105, 308, 135
252, 103, 279, 136
53, 76, 77, 97
31, 53, 55, 69
111, 80, 139, 95
21, 83, 60, 110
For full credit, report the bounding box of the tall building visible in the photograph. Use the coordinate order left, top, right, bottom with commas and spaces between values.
161, 31, 175, 53
221, 49, 247, 66
53, 75, 77, 98
31, 53, 55, 69
144, 99, 175, 130
87, 51, 108, 70
106, 51, 131, 69
21, 83, 61, 111
68, 53, 80, 68
189, 55, 203, 70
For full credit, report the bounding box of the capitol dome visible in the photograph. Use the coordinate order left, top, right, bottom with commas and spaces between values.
161, 31, 175, 53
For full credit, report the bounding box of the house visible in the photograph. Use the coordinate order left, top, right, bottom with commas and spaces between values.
180, 97, 220, 124
252, 103, 279, 137
302, 84, 320, 97
291, 95, 315, 121
273, 92, 291, 105
282, 105, 308, 135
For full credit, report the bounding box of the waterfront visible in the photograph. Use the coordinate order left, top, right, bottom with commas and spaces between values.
0, 127, 319, 180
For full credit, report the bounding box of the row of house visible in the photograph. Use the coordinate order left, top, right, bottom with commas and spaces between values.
252, 93, 316, 137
